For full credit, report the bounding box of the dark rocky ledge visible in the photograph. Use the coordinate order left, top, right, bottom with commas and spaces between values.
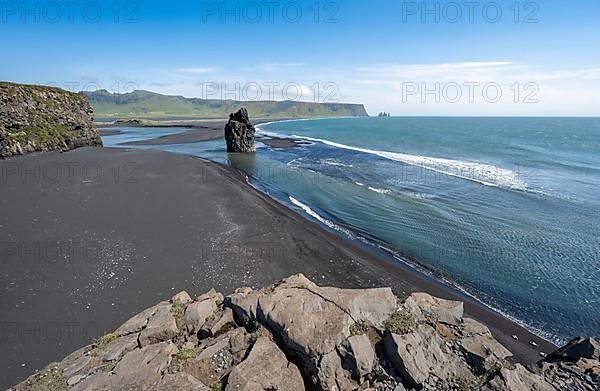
12, 274, 598, 390
0, 82, 102, 158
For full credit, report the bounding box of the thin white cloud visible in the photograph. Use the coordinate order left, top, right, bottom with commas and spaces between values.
355, 61, 519, 80
243, 63, 305, 72
354, 62, 600, 82
516, 68, 600, 81
176, 67, 219, 74
337, 61, 600, 115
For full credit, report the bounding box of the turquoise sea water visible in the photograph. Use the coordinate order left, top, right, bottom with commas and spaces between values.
103, 117, 600, 343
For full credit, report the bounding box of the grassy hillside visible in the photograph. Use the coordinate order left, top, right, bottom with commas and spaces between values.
82, 90, 369, 119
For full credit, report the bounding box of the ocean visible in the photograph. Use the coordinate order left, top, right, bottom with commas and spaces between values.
103, 117, 600, 344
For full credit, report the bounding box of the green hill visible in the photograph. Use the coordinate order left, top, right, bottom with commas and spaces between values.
82, 90, 369, 119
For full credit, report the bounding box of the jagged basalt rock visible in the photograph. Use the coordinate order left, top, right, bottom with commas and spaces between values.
545, 336, 599, 361
486, 364, 555, 391
138, 303, 179, 346
538, 337, 600, 391
12, 275, 598, 391
178, 327, 252, 387
184, 288, 223, 334
0, 82, 102, 158
226, 336, 304, 390
340, 334, 376, 378
224, 107, 256, 152
404, 292, 464, 326
458, 318, 513, 373
384, 324, 473, 388
228, 273, 397, 389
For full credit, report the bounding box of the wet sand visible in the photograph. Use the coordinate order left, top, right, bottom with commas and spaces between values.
0, 147, 556, 388
97, 129, 122, 137
259, 136, 308, 148
99, 118, 306, 147
120, 121, 225, 145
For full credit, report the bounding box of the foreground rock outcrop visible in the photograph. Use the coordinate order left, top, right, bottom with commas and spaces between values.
13, 275, 599, 390
0, 82, 102, 158
224, 107, 256, 152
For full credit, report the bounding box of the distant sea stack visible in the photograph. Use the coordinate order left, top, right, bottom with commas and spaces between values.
224, 107, 256, 153
0, 82, 102, 158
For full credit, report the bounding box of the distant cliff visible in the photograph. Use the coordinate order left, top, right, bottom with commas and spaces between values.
0, 82, 102, 158
83, 89, 369, 119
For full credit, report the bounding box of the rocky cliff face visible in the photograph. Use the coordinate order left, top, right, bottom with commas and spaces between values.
13, 275, 598, 391
0, 82, 102, 158
224, 107, 256, 153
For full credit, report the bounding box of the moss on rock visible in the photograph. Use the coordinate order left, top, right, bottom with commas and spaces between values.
0, 82, 102, 158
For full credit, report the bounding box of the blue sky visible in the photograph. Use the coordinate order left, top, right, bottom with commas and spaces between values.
2, 0, 600, 115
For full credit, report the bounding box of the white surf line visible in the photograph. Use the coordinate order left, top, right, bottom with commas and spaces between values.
290, 135, 528, 191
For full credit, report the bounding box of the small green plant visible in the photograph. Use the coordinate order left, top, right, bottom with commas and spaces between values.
485, 364, 501, 376
481, 363, 502, 383
456, 377, 481, 391
171, 302, 186, 331
6, 125, 76, 148
101, 362, 117, 373
95, 333, 118, 349
175, 347, 197, 360
293, 285, 308, 289
7, 131, 26, 139
250, 329, 263, 343
384, 310, 415, 335
455, 364, 502, 390
24, 367, 66, 391
213, 383, 223, 391
349, 322, 369, 336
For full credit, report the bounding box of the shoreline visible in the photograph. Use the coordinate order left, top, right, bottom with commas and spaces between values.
1, 131, 556, 388
103, 117, 560, 347
221, 157, 559, 355
97, 118, 309, 148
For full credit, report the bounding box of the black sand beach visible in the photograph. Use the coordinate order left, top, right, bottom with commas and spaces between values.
1, 143, 556, 388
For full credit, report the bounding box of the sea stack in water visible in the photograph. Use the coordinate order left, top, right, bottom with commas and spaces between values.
224, 107, 256, 152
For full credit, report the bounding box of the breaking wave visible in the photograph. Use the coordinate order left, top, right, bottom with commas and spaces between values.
290, 135, 528, 191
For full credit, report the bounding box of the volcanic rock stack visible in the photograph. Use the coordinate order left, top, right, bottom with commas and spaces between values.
224, 107, 256, 153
